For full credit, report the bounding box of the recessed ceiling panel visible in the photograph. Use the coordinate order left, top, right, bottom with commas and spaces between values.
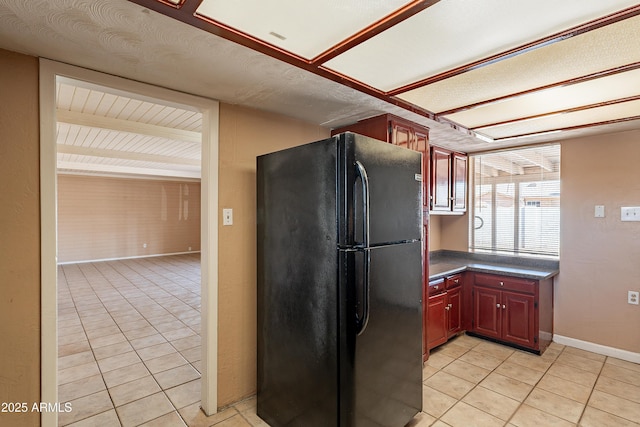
196, 0, 413, 59
444, 68, 640, 128
477, 99, 640, 139
397, 14, 640, 113
324, 0, 639, 92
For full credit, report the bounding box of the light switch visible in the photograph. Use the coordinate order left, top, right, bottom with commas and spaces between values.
223, 208, 233, 226
594, 205, 605, 218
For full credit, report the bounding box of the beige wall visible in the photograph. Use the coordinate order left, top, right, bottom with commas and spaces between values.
439, 214, 469, 251
429, 215, 442, 251
0, 49, 40, 427
429, 213, 469, 252
556, 130, 640, 353
57, 175, 201, 263
217, 103, 329, 406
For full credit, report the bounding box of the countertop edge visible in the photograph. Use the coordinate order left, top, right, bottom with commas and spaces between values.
429, 262, 559, 282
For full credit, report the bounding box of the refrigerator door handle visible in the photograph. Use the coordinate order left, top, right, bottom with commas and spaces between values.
355, 161, 370, 248
355, 161, 370, 336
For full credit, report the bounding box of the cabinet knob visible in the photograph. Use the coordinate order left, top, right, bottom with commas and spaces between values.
434, 285, 439, 290
454, 279, 459, 284
445, 306, 450, 311
502, 304, 506, 309
496, 304, 501, 308
500, 281, 504, 286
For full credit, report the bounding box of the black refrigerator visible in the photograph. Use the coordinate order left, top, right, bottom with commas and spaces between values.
257, 132, 423, 427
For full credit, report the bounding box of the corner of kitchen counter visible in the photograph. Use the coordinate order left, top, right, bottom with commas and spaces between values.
428, 250, 559, 281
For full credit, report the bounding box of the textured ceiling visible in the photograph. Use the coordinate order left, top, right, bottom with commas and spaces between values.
0, 0, 638, 154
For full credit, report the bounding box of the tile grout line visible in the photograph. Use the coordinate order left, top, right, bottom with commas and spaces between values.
58, 256, 203, 426
59, 263, 122, 427
426, 337, 640, 427
427, 338, 567, 426
502, 345, 565, 426
434, 340, 528, 425
574, 354, 607, 426
92, 258, 199, 426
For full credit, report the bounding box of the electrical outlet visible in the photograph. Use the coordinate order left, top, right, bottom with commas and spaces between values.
629, 291, 639, 305
621, 207, 640, 221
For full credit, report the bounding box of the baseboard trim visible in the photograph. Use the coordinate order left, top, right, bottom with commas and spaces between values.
57, 251, 201, 265
553, 334, 640, 364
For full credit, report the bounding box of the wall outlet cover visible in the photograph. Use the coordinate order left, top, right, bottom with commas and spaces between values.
621, 207, 640, 222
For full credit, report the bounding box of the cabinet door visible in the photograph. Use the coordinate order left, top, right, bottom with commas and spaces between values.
452, 153, 467, 212
473, 287, 501, 340
427, 293, 447, 349
414, 129, 429, 209
502, 291, 536, 348
446, 287, 462, 337
430, 147, 452, 211
391, 122, 412, 149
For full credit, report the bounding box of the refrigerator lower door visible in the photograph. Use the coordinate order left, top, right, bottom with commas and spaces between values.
353, 241, 423, 426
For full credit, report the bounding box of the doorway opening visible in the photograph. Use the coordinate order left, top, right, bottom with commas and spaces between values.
40, 60, 219, 426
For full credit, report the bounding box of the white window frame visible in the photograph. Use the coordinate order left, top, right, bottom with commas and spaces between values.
469, 145, 560, 258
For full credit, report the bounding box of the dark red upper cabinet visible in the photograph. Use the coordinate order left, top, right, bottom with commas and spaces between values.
452, 153, 467, 212
430, 147, 452, 212
429, 147, 467, 214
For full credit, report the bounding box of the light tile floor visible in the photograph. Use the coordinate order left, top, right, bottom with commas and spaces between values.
58, 255, 640, 426
420, 335, 640, 427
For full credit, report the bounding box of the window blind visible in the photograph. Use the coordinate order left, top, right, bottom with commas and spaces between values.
469, 145, 560, 258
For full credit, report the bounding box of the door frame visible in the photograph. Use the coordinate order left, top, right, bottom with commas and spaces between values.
39, 59, 220, 425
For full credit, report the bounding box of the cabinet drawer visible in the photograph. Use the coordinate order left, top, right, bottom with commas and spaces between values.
474, 273, 536, 294
445, 274, 462, 289
428, 278, 445, 296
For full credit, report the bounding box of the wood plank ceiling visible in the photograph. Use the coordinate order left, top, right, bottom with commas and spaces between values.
56, 78, 202, 179
128, 0, 640, 145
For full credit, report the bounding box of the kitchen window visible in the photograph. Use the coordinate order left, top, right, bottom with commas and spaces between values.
469, 145, 560, 258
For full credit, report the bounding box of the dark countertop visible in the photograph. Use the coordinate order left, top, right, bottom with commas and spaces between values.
428, 250, 559, 281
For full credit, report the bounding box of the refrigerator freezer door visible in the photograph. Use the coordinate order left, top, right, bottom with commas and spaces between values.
351, 241, 423, 426
343, 133, 422, 247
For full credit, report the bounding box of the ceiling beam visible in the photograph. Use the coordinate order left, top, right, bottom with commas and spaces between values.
478, 164, 499, 177
437, 62, 640, 116
470, 95, 640, 130
57, 109, 201, 144
57, 160, 201, 179
511, 152, 554, 172
57, 144, 200, 166
494, 114, 640, 141
476, 156, 524, 175
388, 4, 640, 97
126, 0, 439, 122
311, 0, 441, 64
